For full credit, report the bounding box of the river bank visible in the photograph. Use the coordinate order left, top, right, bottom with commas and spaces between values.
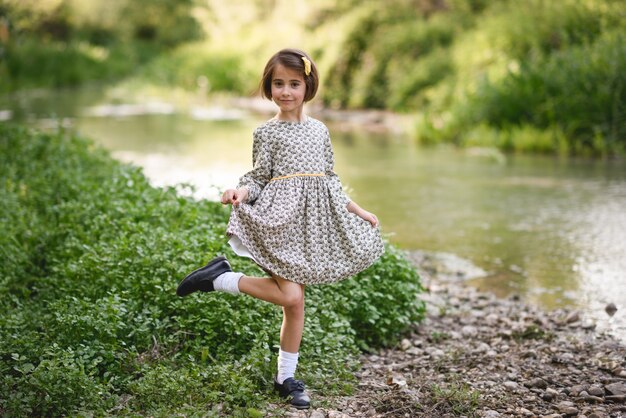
272, 252, 626, 418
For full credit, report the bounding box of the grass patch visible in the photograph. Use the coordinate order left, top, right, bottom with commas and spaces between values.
429, 381, 481, 416
0, 124, 425, 416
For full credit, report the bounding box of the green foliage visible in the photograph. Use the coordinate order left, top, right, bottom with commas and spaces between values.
135, 43, 255, 94
457, 31, 626, 156
0, 0, 202, 93
320, 0, 625, 155
0, 124, 425, 416
0, 37, 162, 92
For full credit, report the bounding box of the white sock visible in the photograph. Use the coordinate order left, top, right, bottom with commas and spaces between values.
213, 272, 243, 295
276, 349, 299, 384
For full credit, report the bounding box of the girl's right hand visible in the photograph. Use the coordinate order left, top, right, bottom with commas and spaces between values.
221, 187, 249, 206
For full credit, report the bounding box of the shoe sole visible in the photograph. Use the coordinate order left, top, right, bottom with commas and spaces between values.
176, 256, 227, 296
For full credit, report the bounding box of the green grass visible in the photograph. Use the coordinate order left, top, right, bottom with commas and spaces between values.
0, 124, 425, 416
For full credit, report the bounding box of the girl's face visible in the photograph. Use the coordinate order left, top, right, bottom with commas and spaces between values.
271, 63, 306, 117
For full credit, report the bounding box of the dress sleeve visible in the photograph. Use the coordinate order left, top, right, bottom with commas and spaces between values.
324, 127, 351, 208
237, 128, 272, 204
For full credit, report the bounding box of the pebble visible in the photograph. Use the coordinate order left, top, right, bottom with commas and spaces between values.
605, 303, 618, 316
605, 382, 626, 396
400, 338, 412, 351
527, 377, 548, 389
562, 406, 579, 416
565, 311, 580, 323
503, 381, 519, 391
570, 384, 589, 396
588, 385, 604, 396
475, 342, 491, 353
582, 319, 597, 330
296, 255, 626, 418
462, 325, 478, 337
546, 388, 560, 397
583, 394, 604, 403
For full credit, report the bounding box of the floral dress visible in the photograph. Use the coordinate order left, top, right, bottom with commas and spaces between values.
226, 117, 384, 284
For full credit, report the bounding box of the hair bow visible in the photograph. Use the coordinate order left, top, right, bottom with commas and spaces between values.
301, 56, 311, 76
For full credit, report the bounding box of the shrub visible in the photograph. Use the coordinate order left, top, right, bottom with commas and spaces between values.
0, 124, 425, 416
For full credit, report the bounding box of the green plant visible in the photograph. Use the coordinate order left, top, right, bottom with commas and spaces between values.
430, 381, 481, 416
0, 124, 425, 416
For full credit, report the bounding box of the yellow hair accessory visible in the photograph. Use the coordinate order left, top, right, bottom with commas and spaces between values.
301, 56, 311, 76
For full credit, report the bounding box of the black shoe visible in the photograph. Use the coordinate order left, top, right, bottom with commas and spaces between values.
274, 377, 310, 410
176, 256, 232, 297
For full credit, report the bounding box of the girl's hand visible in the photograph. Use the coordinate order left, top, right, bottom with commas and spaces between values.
358, 210, 379, 228
221, 187, 249, 206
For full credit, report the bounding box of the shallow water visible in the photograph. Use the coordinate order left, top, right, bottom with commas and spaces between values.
2, 87, 625, 340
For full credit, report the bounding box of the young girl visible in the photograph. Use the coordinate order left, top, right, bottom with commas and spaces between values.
177, 48, 384, 409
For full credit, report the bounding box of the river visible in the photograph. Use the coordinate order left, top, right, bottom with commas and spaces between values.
2, 86, 625, 340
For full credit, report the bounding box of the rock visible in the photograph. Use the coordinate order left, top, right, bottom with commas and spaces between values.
503, 381, 519, 391
562, 407, 579, 416
406, 346, 422, 356
517, 407, 533, 416
475, 342, 491, 353
431, 349, 445, 358
605, 303, 618, 316
605, 382, 626, 396
565, 311, 580, 323
605, 394, 625, 402
557, 401, 575, 408
481, 410, 500, 417
542, 391, 555, 402
588, 385, 604, 397
583, 395, 604, 403
570, 384, 589, 396
546, 387, 560, 397
400, 338, 412, 351
526, 378, 548, 389
557, 401, 578, 416
310, 411, 326, 418
522, 349, 537, 358
461, 325, 478, 337
486, 350, 498, 357
581, 319, 596, 330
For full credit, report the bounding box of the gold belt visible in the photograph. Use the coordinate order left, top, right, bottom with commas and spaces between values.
270, 173, 325, 181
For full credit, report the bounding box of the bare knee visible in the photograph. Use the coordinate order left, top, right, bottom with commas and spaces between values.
274, 278, 304, 309
283, 287, 304, 309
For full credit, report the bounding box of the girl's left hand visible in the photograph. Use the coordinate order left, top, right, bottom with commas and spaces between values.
359, 210, 379, 228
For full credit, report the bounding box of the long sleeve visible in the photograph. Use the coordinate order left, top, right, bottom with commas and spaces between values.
324, 127, 351, 208
237, 128, 272, 204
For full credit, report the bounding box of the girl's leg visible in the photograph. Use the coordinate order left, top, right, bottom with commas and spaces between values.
239, 275, 305, 386
239, 275, 305, 352
238, 274, 303, 308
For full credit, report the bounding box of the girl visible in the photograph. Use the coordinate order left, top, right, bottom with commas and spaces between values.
177, 48, 384, 409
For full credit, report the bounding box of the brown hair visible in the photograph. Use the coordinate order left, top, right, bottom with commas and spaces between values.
260, 48, 319, 102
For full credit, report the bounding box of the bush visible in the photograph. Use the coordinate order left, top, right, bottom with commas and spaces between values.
459, 31, 626, 155
0, 124, 425, 416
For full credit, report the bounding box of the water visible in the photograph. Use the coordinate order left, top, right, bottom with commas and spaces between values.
2, 86, 625, 339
